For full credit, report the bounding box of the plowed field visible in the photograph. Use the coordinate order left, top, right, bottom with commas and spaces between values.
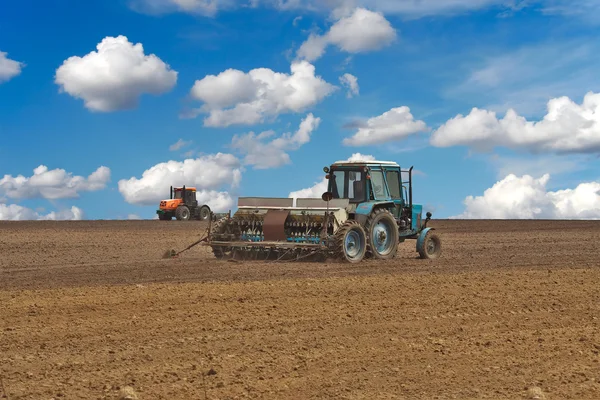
1, 219, 600, 399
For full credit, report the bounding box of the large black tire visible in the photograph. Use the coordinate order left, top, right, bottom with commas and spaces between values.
333, 220, 367, 263
418, 231, 442, 259
198, 205, 211, 221
364, 208, 399, 260
158, 213, 171, 221
175, 206, 191, 221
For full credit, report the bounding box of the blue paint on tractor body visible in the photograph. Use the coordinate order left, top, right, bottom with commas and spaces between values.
354, 201, 395, 215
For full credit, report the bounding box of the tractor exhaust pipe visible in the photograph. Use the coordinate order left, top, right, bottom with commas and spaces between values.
409, 166, 413, 215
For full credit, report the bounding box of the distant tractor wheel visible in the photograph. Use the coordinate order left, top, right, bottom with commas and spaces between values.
334, 220, 367, 263
199, 205, 211, 221
418, 231, 441, 259
158, 213, 171, 221
175, 206, 191, 221
365, 208, 399, 259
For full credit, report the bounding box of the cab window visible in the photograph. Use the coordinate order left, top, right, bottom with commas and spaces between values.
385, 170, 401, 199
370, 170, 388, 199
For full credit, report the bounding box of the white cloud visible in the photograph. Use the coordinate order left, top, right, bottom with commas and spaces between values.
0, 165, 110, 200
296, 7, 397, 62
117, 153, 242, 212
0, 204, 84, 221
289, 177, 328, 198
55, 35, 178, 112
0, 51, 24, 83
186, 60, 336, 127
127, 213, 142, 220
169, 138, 192, 151
454, 174, 600, 219
343, 106, 429, 146
431, 91, 600, 154
230, 113, 320, 169
339, 73, 359, 98
288, 152, 374, 198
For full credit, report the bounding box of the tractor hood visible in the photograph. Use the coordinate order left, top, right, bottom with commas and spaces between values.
159, 199, 181, 209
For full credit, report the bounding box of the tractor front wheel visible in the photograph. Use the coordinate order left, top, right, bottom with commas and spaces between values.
175, 206, 191, 221
365, 208, 399, 260
417, 231, 442, 259
334, 220, 367, 263
158, 213, 171, 221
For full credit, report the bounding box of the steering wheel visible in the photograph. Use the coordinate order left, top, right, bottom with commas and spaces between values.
373, 185, 382, 193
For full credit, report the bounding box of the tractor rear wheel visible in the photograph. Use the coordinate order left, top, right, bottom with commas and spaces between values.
334, 220, 367, 263
418, 231, 442, 259
199, 205, 210, 220
175, 206, 191, 221
364, 208, 399, 259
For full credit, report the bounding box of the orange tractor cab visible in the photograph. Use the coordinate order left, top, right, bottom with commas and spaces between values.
156, 186, 211, 221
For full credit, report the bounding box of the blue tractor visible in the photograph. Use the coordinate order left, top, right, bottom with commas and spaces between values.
208, 159, 441, 263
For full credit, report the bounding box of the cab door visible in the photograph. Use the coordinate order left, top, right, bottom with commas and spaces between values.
384, 168, 403, 218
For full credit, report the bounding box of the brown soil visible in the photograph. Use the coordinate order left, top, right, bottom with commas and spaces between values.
1, 219, 599, 399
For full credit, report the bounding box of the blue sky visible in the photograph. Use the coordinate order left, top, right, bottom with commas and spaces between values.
1, 0, 599, 220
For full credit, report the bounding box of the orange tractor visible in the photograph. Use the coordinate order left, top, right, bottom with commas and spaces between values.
156, 186, 211, 221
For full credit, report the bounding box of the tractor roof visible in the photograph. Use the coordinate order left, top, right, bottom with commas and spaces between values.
174, 187, 196, 191
332, 160, 399, 167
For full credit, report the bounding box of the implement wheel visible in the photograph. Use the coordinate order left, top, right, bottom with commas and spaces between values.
175, 206, 191, 221
365, 208, 398, 259
418, 230, 442, 259
334, 220, 367, 263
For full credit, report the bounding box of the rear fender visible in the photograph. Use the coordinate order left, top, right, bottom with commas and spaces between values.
416, 227, 435, 252
355, 201, 395, 216
353, 201, 395, 226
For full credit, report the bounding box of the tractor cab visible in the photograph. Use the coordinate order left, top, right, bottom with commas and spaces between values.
171, 186, 197, 205
324, 160, 429, 233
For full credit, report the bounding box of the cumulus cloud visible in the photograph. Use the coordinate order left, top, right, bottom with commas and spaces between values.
230, 113, 320, 169
55, 35, 178, 112
0, 165, 110, 200
431, 91, 600, 154
186, 60, 335, 127
343, 106, 429, 146
296, 7, 397, 62
288, 152, 374, 198
454, 174, 600, 219
0, 51, 24, 83
117, 153, 242, 212
0, 204, 84, 221
169, 138, 192, 151
339, 73, 359, 98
